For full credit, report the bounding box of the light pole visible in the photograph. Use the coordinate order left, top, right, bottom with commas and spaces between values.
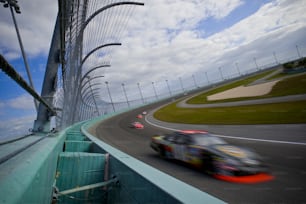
137, 82, 145, 104
254, 57, 259, 71
235, 62, 241, 76
1, 0, 38, 110
192, 74, 198, 88
121, 83, 130, 108
165, 79, 172, 97
205, 71, 210, 84
152, 82, 158, 100
179, 77, 184, 92
219, 67, 224, 80
296, 45, 301, 59
105, 81, 115, 112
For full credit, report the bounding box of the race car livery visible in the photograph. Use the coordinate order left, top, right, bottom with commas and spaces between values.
150, 130, 274, 183
130, 122, 144, 129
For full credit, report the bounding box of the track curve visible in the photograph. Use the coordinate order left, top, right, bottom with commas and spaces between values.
92, 99, 306, 203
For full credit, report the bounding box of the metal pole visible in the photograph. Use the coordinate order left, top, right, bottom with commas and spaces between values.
296, 45, 301, 58
152, 82, 158, 100
122, 83, 130, 108
192, 74, 198, 88
218, 67, 224, 80
179, 77, 184, 92
235, 62, 241, 76
105, 81, 115, 112
33, 15, 60, 132
205, 72, 210, 84
254, 57, 259, 70
165, 79, 172, 97
0, 54, 56, 116
137, 82, 145, 104
5, 1, 38, 111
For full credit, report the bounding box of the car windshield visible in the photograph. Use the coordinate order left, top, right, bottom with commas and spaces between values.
192, 134, 227, 146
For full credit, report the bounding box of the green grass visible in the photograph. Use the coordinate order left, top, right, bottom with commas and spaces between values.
187, 71, 306, 104
154, 101, 306, 124
265, 73, 306, 97
187, 69, 277, 104
154, 71, 306, 125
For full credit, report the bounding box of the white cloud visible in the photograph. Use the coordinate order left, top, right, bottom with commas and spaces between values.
99, 0, 306, 100
5, 94, 36, 110
0, 115, 35, 140
213, 0, 306, 49
0, 0, 57, 60
1, 0, 306, 122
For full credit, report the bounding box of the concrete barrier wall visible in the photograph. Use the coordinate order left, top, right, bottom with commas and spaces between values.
0, 131, 67, 204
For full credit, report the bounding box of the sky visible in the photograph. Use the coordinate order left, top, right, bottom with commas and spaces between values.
1, 0, 306, 139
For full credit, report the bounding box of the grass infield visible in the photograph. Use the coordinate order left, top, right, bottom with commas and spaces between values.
154, 70, 306, 124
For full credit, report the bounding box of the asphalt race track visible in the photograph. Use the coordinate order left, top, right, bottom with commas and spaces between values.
92, 99, 306, 204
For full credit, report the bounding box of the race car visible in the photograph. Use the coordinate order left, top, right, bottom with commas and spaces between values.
150, 130, 273, 183
130, 122, 144, 129
136, 114, 143, 119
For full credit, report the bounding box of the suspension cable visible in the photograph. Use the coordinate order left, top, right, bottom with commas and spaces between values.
0, 54, 56, 116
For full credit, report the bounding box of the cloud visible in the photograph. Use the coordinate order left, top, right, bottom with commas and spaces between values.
1, 0, 306, 119
213, 0, 306, 48
0, 0, 57, 60
96, 0, 306, 101
0, 94, 36, 138
0, 115, 35, 140
1, 94, 36, 110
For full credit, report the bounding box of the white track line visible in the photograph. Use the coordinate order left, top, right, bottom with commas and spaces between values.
145, 115, 306, 146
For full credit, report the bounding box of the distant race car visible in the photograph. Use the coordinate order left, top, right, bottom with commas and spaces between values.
131, 122, 144, 129
136, 114, 143, 119
150, 130, 274, 183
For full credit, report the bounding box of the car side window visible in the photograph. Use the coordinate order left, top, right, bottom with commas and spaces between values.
175, 135, 190, 145
165, 134, 176, 142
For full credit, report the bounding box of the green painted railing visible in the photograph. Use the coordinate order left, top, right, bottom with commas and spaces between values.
0, 131, 66, 204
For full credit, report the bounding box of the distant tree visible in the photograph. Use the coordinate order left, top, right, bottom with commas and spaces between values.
282, 58, 306, 73
283, 61, 294, 69
298, 58, 306, 67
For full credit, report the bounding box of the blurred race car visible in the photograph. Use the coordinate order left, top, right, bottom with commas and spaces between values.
150, 130, 273, 183
131, 122, 144, 129
136, 114, 143, 119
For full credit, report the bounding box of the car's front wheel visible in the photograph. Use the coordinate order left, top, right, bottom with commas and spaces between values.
202, 154, 215, 175
158, 146, 166, 158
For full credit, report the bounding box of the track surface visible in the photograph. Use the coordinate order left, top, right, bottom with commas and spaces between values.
92, 100, 306, 204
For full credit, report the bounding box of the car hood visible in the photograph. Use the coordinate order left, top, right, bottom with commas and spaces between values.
212, 144, 259, 160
